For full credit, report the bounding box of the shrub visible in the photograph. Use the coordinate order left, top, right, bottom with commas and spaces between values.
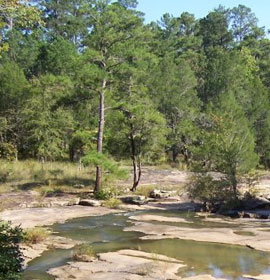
0, 221, 23, 280
103, 198, 122, 209
0, 143, 17, 161
0, 170, 11, 183
73, 244, 96, 261
135, 185, 156, 198
94, 187, 116, 200
48, 169, 64, 179
188, 173, 232, 209
33, 169, 47, 181
23, 227, 50, 244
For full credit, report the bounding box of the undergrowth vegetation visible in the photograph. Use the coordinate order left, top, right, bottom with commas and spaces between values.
103, 197, 122, 209
0, 221, 23, 280
0, 160, 124, 194
23, 227, 51, 244
73, 244, 96, 261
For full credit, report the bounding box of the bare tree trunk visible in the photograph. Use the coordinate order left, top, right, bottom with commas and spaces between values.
132, 156, 138, 189
130, 128, 142, 192
78, 157, 82, 172
95, 79, 106, 193
131, 156, 142, 192
232, 169, 238, 200
172, 145, 178, 162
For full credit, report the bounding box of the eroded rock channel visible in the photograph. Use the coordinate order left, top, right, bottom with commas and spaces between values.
21, 210, 270, 280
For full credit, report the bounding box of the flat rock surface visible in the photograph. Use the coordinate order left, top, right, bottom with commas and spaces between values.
0, 206, 119, 228
129, 215, 192, 224
122, 168, 191, 187
22, 235, 81, 266
125, 221, 270, 252
243, 275, 270, 280
49, 249, 185, 280
183, 276, 226, 280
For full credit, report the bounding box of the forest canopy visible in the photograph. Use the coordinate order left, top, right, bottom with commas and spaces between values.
0, 0, 270, 197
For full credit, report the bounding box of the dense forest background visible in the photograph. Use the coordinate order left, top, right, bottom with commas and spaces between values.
1, 0, 270, 196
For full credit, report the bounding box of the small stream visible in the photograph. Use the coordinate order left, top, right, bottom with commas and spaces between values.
22, 210, 270, 280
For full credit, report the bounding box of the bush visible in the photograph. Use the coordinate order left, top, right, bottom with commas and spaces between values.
0, 170, 11, 183
73, 244, 96, 261
188, 173, 232, 209
0, 143, 17, 161
103, 198, 122, 209
33, 169, 47, 181
23, 227, 50, 244
48, 169, 64, 179
135, 185, 156, 198
0, 221, 23, 280
94, 187, 116, 200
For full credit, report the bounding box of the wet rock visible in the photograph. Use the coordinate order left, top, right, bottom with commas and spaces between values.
0, 206, 119, 228
149, 189, 173, 199
120, 195, 147, 205
183, 276, 227, 280
129, 214, 192, 224
73, 254, 96, 262
49, 249, 185, 280
242, 275, 270, 280
22, 236, 81, 266
79, 199, 101, 207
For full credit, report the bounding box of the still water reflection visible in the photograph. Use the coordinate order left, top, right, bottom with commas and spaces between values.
22, 211, 270, 280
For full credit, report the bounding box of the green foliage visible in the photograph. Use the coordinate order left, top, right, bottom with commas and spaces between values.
0, 221, 23, 280
135, 185, 156, 198
0, 0, 43, 56
199, 8, 233, 50
22, 74, 74, 159
0, 0, 270, 203
70, 130, 95, 158
0, 142, 17, 160
82, 151, 127, 179
94, 187, 116, 200
103, 197, 122, 208
191, 93, 258, 200
188, 173, 231, 205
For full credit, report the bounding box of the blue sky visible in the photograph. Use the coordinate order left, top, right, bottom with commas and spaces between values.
136, 0, 270, 29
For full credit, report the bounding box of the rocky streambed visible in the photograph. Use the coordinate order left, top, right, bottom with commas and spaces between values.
1, 181, 270, 280
7, 206, 268, 280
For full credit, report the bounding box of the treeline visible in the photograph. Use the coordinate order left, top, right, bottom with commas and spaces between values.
1, 0, 270, 195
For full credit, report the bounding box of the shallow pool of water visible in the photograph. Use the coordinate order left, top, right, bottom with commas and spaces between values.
22, 211, 270, 280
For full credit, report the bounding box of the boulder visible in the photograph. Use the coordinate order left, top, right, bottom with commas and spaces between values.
149, 189, 173, 199
242, 195, 270, 210
120, 195, 147, 205
79, 199, 101, 207
73, 254, 96, 262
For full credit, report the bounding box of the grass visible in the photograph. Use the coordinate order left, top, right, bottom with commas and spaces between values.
135, 185, 156, 198
0, 159, 95, 194
103, 197, 122, 209
23, 227, 51, 244
73, 244, 96, 261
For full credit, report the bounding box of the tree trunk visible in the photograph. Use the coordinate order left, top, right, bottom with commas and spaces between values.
129, 128, 142, 192
131, 156, 142, 192
95, 79, 106, 193
231, 169, 238, 199
172, 146, 178, 162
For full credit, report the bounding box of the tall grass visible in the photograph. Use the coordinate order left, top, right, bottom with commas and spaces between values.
0, 160, 96, 193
